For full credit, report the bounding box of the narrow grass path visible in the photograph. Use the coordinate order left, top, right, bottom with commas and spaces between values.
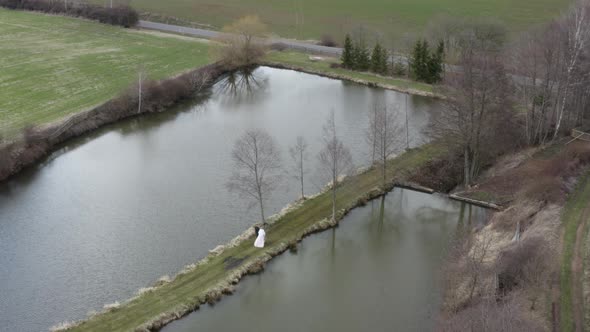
560, 171, 590, 332
67, 145, 441, 331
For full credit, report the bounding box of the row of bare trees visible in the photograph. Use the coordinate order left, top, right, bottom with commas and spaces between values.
226, 112, 353, 225
512, 0, 590, 145
226, 105, 406, 225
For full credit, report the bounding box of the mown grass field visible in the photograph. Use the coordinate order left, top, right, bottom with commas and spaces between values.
68, 144, 442, 331
106, 0, 570, 41
0, 9, 211, 138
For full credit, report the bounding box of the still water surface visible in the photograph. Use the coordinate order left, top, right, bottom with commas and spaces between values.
166, 189, 486, 332
0, 67, 439, 331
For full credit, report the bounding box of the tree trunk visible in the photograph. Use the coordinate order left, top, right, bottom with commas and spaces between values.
300, 149, 304, 198
332, 165, 337, 221
464, 148, 470, 187
259, 195, 266, 224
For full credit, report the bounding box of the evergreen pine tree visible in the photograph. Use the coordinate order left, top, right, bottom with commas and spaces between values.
356, 41, 370, 71
420, 40, 431, 81
426, 40, 445, 83
411, 39, 436, 82
410, 39, 423, 80
341, 34, 354, 69
351, 42, 361, 70
371, 42, 383, 73
379, 46, 389, 74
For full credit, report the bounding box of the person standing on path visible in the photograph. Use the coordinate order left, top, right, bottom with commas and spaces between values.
254, 226, 266, 248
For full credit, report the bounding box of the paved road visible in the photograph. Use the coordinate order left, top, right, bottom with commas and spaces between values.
138, 20, 343, 56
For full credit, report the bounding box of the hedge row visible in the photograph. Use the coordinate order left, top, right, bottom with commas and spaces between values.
0, 0, 139, 27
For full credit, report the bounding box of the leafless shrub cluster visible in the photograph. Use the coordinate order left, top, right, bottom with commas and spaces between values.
213, 16, 269, 68
438, 297, 545, 332
496, 236, 556, 310
0, 0, 138, 27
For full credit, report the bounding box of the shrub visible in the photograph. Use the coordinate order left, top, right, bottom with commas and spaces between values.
439, 298, 545, 331
0, 0, 139, 27
410, 152, 463, 192
318, 34, 338, 47
214, 16, 268, 67
391, 61, 407, 76
270, 42, 288, 51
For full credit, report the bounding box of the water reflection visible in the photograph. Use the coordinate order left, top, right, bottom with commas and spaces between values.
166, 189, 487, 332
216, 68, 269, 105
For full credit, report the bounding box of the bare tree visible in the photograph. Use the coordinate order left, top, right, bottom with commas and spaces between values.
317, 111, 354, 221
214, 16, 269, 67
366, 102, 403, 186
227, 129, 282, 224
289, 136, 308, 199
429, 45, 514, 186
367, 103, 379, 164
510, 24, 563, 145
554, 0, 590, 138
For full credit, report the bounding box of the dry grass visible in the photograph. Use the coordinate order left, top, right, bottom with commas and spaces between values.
441, 141, 590, 330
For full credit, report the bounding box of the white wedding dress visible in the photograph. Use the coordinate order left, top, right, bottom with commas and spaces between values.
254, 228, 266, 248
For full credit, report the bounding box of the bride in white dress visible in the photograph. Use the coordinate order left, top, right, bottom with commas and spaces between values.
254, 227, 266, 248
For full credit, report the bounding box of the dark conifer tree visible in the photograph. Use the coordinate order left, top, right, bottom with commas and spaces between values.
427, 40, 445, 83
341, 34, 354, 69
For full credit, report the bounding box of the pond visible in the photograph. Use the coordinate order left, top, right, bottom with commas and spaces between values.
165, 189, 487, 332
0, 67, 440, 331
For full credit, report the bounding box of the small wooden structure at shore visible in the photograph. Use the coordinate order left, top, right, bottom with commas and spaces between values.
566, 128, 590, 144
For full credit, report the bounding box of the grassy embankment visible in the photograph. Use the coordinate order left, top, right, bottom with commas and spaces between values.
93, 0, 571, 42
66, 144, 442, 331
560, 171, 590, 331
263, 51, 438, 97
0, 8, 211, 138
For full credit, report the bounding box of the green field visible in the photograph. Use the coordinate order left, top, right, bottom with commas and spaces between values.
112, 0, 570, 41
0, 9, 211, 138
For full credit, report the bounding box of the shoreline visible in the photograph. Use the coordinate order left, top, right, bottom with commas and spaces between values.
262, 61, 444, 99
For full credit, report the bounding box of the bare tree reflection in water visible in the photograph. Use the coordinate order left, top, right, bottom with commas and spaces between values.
216, 68, 268, 104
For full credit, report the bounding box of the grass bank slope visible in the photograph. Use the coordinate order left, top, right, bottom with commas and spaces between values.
264, 51, 436, 97
0, 9, 210, 138
66, 144, 441, 332
107, 0, 570, 41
